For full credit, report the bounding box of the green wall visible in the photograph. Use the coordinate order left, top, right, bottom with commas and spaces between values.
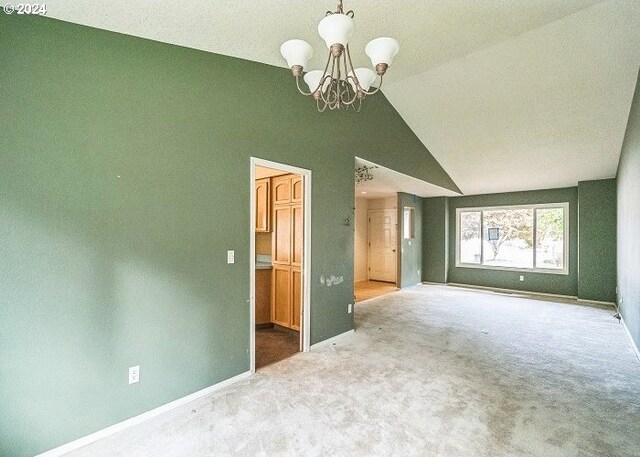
577, 179, 617, 302
617, 70, 640, 351
447, 188, 579, 296
422, 197, 449, 283
398, 193, 423, 288
423, 184, 619, 301
0, 15, 458, 457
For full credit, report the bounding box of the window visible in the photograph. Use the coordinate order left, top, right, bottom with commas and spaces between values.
456, 203, 568, 274
403, 207, 415, 239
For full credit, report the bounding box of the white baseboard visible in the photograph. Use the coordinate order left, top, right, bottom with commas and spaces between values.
428, 282, 616, 308
36, 371, 252, 457
310, 329, 355, 350
577, 298, 617, 307
445, 282, 577, 300
620, 316, 640, 363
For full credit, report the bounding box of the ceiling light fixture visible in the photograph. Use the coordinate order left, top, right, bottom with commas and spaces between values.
355, 165, 378, 184
280, 1, 399, 112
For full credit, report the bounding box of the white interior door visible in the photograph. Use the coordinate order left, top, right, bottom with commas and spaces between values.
368, 209, 397, 282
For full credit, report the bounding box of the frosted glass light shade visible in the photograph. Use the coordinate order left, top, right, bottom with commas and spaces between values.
365, 37, 400, 66
348, 68, 377, 91
280, 39, 313, 69
317, 14, 354, 48
303, 70, 330, 93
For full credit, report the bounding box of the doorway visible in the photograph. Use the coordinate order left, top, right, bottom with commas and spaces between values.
368, 208, 397, 282
250, 158, 311, 372
354, 195, 399, 302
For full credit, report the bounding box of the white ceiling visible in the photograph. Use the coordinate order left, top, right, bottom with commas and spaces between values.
47, 0, 640, 195
383, 0, 640, 195
355, 158, 460, 200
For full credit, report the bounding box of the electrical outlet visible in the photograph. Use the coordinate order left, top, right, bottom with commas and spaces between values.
129, 365, 140, 384
348, 303, 353, 314
519, 275, 524, 281
227, 250, 234, 264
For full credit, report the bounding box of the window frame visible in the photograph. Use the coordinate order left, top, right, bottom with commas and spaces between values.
403, 206, 415, 239
455, 202, 569, 275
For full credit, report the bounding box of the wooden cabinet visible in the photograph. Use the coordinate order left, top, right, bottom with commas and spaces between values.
272, 175, 292, 205
272, 205, 291, 264
292, 204, 303, 267
255, 178, 270, 232
272, 175, 304, 205
291, 267, 302, 331
271, 174, 304, 331
255, 269, 272, 325
271, 265, 291, 328
292, 176, 303, 203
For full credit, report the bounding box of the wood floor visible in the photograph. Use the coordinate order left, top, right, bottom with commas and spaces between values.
354, 280, 397, 302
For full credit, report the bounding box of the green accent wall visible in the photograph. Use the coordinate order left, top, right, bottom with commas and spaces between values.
422, 197, 449, 283
577, 179, 617, 303
398, 193, 423, 288
447, 188, 579, 296
0, 15, 458, 457
617, 70, 640, 351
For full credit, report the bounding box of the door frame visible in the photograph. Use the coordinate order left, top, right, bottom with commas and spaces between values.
250, 157, 312, 373
367, 208, 398, 285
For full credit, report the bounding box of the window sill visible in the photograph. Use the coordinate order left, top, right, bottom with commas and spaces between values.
455, 262, 569, 275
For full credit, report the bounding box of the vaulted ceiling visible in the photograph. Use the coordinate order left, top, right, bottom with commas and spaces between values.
47, 0, 640, 195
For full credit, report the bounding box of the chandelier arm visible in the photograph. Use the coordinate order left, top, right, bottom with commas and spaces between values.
335, 55, 342, 109
317, 96, 329, 112
361, 75, 384, 95
341, 76, 360, 106
317, 51, 333, 91
339, 79, 359, 106
319, 57, 338, 105
344, 44, 362, 93
340, 49, 360, 106
323, 52, 332, 72
324, 75, 336, 104
295, 75, 314, 96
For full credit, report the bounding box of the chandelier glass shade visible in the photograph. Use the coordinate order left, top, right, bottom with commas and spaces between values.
280, 1, 399, 112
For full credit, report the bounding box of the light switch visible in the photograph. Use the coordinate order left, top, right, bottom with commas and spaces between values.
227, 250, 235, 264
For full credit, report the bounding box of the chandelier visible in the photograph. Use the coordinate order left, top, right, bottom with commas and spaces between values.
355, 165, 378, 184
280, 1, 399, 112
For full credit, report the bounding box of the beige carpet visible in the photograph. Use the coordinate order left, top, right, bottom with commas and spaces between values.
68, 284, 640, 456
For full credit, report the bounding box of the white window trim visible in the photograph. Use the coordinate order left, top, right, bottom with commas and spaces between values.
455, 202, 569, 275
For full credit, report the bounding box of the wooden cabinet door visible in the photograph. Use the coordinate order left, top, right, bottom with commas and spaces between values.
272, 175, 291, 205
291, 267, 302, 331
271, 265, 291, 327
292, 204, 303, 267
255, 178, 270, 232
272, 206, 291, 265
291, 176, 303, 203
255, 269, 271, 325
